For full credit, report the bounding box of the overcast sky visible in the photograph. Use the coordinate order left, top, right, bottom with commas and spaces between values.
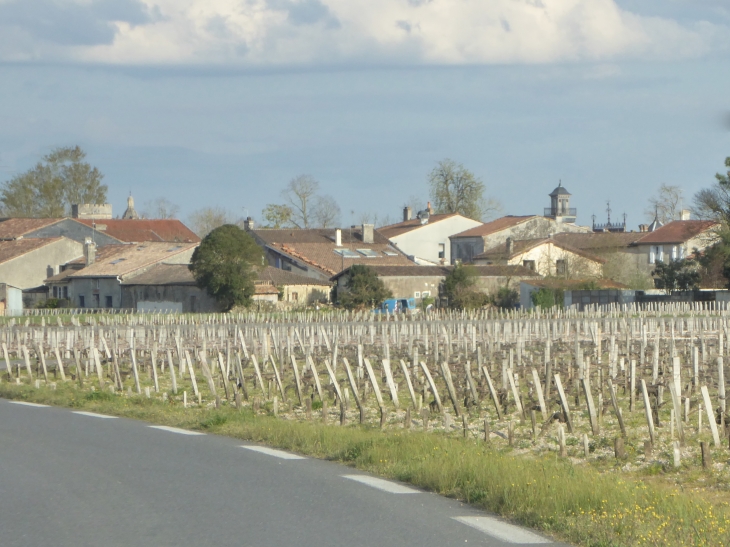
0, 0, 729, 229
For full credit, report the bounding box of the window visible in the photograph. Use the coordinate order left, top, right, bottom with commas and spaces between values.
523, 260, 536, 271
422, 291, 430, 298
334, 249, 360, 258
52, 286, 58, 298
414, 291, 421, 298
62, 286, 68, 299
93, 294, 100, 308
95, 279, 100, 289
556, 259, 566, 276
649, 245, 664, 264
671, 245, 678, 260
79, 295, 85, 308
356, 249, 379, 257
383, 250, 399, 256
438, 243, 445, 259
110, 258, 126, 265
679, 246, 685, 259
291, 292, 299, 301
105, 296, 113, 308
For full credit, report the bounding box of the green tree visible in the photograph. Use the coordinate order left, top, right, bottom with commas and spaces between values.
530, 287, 564, 309
652, 259, 701, 294
428, 159, 501, 221
189, 224, 264, 311
337, 265, 392, 309
262, 203, 293, 228
442, 264, 489, 309
0, 146, 107, 217
491, 286, 519, 309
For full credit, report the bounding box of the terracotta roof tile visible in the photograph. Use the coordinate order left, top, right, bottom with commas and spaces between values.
0, 218, 63, 240
378, 213, 460, 239
68, 242, 197, 279
74, 219, 200, 243
450, 215, 537, 238
258, 266, 331, 286
476, 238, 606, 264
552, 232, 645, 250
0, 237, 63, 264
634, 220, 719, 244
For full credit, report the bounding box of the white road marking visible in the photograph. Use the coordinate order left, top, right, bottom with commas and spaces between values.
342, 475, 420, 494
241, 446, 306, 460
453, 516, 552, 544
8, 401, 49, 408
72, 411, 117, 419
149, 425, 205, 436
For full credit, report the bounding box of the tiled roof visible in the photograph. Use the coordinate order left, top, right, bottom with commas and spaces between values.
634, 220, 718, 245
0, 237, 63, 264
254, 282, 280, 295
254, 227, 413, 276
74, 219, 200, 243
331, 264, 539, 281
378, 214, 461, 239
450, 215, 536, 238
258, 266, 331, 286
122, 264, 195, 286
0, 218, 63, 240
476, 238, 606, 264
68, 242, 198, 278
552, 232, 645, 250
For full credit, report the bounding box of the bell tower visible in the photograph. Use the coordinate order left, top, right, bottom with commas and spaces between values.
545, 182, 576, 223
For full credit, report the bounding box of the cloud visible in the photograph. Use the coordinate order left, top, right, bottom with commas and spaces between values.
0, 0, 156, 46
0, 0, 726, 66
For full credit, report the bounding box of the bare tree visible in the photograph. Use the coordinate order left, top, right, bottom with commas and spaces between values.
693, 157, 730, 224
282, 175, 319, 229
188, 206, 234, 237
428, 159, 501, 221
645, 184, 684, 224
142, 197, 180, 219
311, 195, 341, 228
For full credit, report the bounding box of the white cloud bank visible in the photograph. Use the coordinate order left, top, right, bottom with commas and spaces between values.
0, 0, 725, 66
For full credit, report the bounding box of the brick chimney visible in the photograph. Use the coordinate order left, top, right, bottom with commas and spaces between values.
362, 223, 374, 244
427, 201, 433, 214
403, 206, 412, 222
243, 216, 255, 231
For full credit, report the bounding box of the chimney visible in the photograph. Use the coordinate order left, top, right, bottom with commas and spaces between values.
427, 201, 433, 214
243, 216, 254, 231
403, 206, 412, 222
335, 229, 342, 247
639, 224, 648, 233
680, 209, 691, 221
506, 237, 514, 255
362, 223, 374, 244
84, 238, 96, 266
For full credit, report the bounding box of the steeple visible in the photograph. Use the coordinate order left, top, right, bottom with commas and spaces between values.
122, 193, 139, 220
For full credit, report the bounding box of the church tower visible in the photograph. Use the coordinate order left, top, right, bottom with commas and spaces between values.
122, 194, 139, 220
545, 182, 576, 224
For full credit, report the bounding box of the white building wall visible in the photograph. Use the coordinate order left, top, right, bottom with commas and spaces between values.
389, 217, 482, 264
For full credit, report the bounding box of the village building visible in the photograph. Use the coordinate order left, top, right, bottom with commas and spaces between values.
450, 183, 591, 264
0, 237, 83, 291
248, 223, 414, 282
472, 237, 605, 277
45, 241, 197, 309
331, 264, 539, 305
519, 277, 631, 310
257, 266, 331, 305
377, 206, 482, 265
120, 264, 218, 313
0, 215, 199, 247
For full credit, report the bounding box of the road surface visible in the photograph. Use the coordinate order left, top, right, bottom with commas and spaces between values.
0, 398, 565, 547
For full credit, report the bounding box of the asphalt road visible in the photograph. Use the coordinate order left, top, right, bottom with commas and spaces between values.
0, 398, 566, 547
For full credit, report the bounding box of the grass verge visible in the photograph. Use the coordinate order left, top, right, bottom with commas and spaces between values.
2, 382, 729, 547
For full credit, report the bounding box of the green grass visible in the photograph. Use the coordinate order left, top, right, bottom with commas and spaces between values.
2, 381, 729, 547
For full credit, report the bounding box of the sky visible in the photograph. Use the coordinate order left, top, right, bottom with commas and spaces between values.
0, 0, 729, 230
